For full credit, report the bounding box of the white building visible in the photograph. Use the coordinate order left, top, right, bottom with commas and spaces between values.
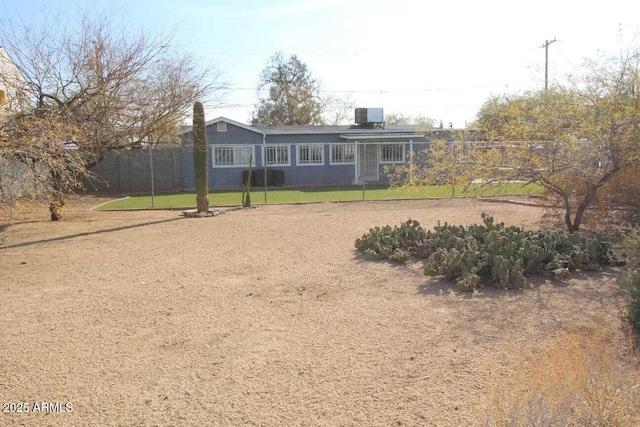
0, 46, 27, 111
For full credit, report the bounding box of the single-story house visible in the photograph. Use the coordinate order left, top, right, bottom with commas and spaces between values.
87, 110, 476, 193
177, 110, 435, 188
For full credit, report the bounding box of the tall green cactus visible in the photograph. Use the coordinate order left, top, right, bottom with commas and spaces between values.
193, 101, 209, 213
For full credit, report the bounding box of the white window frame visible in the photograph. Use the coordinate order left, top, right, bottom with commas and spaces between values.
216, 121, 227, 132
212, 145, 255, 168
329, 143, 356, 165
296, 144, 324, 166
379, 143, 405, 164
263, 144, 290, 167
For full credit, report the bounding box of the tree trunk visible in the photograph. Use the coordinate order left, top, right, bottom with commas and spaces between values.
561, 193, 576, 233
49, 171, 66, 221
49, 194, 64, 221
560, 185, 599, 233
570, 205, 586, 233
570, 187, 597, 233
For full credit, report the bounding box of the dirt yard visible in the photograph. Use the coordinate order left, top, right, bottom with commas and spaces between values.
0, 197, 628, 426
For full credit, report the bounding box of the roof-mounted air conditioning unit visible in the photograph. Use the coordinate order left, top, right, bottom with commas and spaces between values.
355, 108, 384, 125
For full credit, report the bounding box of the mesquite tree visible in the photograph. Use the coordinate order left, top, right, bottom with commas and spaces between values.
192, 102, 209, 213
388, 44, 640, 233
475, 79, 639, 233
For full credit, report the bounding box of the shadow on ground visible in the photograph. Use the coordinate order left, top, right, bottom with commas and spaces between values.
0, 217, 185, 250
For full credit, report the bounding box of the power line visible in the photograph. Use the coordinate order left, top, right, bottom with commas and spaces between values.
200, 101, 488, 110
224, 82, 528, 95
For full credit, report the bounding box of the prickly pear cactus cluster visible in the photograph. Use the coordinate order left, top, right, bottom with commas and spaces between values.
354, 219, 427, 262
355, 213, 618, 291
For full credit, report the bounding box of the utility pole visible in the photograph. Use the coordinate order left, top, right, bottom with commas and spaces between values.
542, 38, 557, 90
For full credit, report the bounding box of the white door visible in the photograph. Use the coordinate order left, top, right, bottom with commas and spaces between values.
360, 144, 379, 182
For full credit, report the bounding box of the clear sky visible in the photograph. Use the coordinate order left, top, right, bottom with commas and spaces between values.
3, 0, 640, 127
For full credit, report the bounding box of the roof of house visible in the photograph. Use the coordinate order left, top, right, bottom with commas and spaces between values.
257, 124, 417, 135
176, 116, 420, 139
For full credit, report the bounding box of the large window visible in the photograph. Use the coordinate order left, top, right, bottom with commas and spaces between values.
297, 144, 324, 166
330, 144, 355, 164
380, 143, 405, 163
212, 145, 254, 167
264, 145, 290, 166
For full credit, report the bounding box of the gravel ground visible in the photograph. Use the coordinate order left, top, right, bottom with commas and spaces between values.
0, 197, 628, 426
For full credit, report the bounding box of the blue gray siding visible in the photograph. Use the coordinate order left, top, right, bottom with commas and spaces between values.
179, 120, 431, 189
182, 123, 264, 188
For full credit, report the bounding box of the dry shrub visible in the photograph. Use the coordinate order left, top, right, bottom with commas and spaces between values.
485, 321, 640, 426
577, 165, 640, 229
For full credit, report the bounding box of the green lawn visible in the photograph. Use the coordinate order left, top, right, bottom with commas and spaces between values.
96, 183, 543, 210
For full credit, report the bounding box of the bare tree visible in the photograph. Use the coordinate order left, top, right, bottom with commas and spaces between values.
323, 92, 357, 125
0, 8, 226, 219
385, 112, 436, 128
1, 108, 88, 219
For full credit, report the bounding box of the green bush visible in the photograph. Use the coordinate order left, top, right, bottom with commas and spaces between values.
355, 214, 618, 291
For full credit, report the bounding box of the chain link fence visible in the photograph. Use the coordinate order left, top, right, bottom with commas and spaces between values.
3, 142, 536, 212
84, 142, 408, 209
85, 144, 404, 209
0, 157, 48, 216
4, 142, 535, 212
84, 144, 184, 203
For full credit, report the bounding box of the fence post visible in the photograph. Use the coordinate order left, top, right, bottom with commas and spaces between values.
362, 142, 366, 200
262, 134, 267, 204
149, 144, 155, 208
409, 139, 413, 183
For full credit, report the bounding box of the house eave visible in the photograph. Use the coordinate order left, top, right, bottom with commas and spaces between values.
176, 116, 263, 136
339, 133, 421, 141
